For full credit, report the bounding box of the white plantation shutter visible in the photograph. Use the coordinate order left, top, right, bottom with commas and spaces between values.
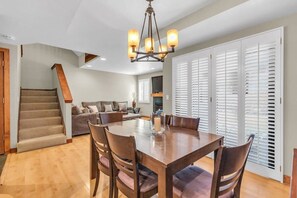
191, 52, 210, 132
172, 28, 283, 181
213, 43, 240, 147
173, 61, 188, 116
242, 30, 282, 181
138, 79, 150, 103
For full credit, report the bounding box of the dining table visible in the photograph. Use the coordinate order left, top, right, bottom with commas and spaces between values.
90, 119, 224, 198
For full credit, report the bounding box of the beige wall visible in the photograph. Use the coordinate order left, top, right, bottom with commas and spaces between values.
163, 13, 297, 176
21, 44, 137, 107
137, 71, 163, 116
0, 43, 21, 149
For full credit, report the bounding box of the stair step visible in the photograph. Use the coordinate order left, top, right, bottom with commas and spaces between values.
19, 125, 64, 140
17, 134, 67, 153
21, 89, 57, 96
21, 96, 58, 103
20, 109, 61, 119
21, 103, 59, 111
20, 117, 62, 129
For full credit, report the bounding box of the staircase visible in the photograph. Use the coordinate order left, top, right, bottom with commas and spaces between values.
17, 89, 67, 153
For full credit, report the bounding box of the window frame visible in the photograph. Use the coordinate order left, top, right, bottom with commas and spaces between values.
138, 78, 150, 104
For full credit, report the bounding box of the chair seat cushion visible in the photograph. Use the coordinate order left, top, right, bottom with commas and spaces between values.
118, 165, 158, 193
173, 166, 233, 198
99, 156, 109, 168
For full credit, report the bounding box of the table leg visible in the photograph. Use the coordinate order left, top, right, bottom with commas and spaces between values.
158, 167, 173, 198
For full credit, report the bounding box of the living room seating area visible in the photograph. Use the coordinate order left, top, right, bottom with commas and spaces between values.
72, 100, 141, 136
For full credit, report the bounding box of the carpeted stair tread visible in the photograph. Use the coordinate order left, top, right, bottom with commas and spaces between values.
19, 125, 64, 140
17, 134, 67, 153
21, 103, 59, 111
20, 116, 62, 129
20, 109, 61, 119
21, 89, 57, 96
21, 96, 58, 103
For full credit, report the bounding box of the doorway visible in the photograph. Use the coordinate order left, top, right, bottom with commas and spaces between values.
0, 48, 9, 154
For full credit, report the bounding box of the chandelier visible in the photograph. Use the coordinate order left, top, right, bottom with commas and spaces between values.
128, 0, 178, 62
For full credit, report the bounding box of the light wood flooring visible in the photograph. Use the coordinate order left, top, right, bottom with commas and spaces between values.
0, 134, 290, 198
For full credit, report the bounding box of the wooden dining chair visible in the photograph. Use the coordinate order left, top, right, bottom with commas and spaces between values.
105, 129, 158, 198
99, 112, 123, 124
173, 134, 255, 198
169, 115, 200, 131
290, 148, 297, 198
88, 122, 113, 198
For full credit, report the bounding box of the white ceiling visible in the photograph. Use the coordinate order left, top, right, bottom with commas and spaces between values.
0, 0, 297, 75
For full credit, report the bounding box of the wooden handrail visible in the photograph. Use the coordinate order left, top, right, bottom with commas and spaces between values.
291, 149, 297, 198
51, 63, 73, 103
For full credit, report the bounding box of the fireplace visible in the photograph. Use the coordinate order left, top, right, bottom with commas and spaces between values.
153, 97, 163, 113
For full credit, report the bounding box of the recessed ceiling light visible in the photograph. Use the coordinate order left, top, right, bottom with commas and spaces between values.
100, 57, 107, 61
86, 65, 92, 68
0, 33, 16, 41
151, 68, 155, 70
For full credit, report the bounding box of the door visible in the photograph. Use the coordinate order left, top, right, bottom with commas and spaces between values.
0, 51, 4, 154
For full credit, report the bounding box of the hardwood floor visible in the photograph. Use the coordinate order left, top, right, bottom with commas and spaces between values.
0, 134, 289, 198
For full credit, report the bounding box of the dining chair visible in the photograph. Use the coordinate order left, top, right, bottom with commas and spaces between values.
169, 115, 200, 131
105, 129, 158, 198
290, 148, 297, 198
88, 122, 113, 198
99, 112, 123, 124
173, 134, 255, 198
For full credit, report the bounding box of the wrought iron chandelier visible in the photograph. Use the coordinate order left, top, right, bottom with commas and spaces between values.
128, 0, 178, 62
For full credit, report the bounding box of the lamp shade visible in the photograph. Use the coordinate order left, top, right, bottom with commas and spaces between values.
128, 46, 136, 59
128, 29, 139, 47
145, 38, 155, 53
159, 45, 167, 59
167, 29, 178, 48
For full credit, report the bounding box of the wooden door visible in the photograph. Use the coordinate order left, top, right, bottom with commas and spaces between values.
0, 51, 4, 154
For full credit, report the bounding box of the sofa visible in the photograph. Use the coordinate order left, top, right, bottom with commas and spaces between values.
72, 101, 141, 136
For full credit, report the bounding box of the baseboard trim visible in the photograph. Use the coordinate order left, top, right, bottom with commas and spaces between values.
284, 175, 291, 185
66, 139, 72, 144
9, 148, 17, 153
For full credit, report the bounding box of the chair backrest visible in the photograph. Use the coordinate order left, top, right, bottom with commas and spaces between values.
105, 129, 139, 197
211, 134, 254, 198
99, 112, 123, 124
88, 122, 111, 172
88, 122, 109, 157
291, 149, 297, 198
169, 115, 200, 131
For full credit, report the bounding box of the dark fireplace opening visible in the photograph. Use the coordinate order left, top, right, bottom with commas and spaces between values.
153, 97, 163, 113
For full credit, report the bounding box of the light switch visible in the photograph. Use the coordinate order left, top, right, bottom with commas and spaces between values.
166, 95, 170, 100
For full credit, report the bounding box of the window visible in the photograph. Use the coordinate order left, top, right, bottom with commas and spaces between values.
172, 28, 283, 181
138, 79, 150, 103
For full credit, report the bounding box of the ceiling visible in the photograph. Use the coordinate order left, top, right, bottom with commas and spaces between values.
0, 0, 297, 75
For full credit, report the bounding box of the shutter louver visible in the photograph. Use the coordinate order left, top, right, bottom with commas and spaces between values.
192, 57, 209, 132
244, 41, 277, 170
175, 62, 188, 116
215, 48, 239, 147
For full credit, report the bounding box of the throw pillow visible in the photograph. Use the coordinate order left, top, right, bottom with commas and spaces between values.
82, 108, 90, 114
118, 103, 127, 112
105, 104, 113, 112
88, 105, 99, 113
72, 105, 82, 115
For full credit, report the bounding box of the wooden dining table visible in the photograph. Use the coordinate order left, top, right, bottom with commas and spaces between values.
90, 119, 223, 198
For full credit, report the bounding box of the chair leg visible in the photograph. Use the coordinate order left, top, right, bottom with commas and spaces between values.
109, 176, 113, 198
93, 170, 100, 197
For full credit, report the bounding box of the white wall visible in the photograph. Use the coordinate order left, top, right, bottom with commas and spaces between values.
0, 42, 21, 149
137, 71, 163, 116
21, 44, 137, 106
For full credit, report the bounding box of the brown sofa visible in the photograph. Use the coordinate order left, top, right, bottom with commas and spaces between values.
72, 101, 141, 136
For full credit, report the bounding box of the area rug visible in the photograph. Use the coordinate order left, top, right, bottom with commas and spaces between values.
0, 155, 7, 176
